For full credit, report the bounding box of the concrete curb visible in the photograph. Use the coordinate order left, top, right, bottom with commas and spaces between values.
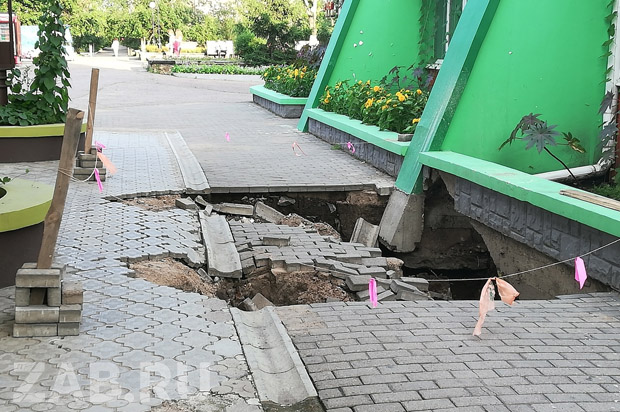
164, 131, 211, 193
231, 307, 323, 411
199, 211, 242, 278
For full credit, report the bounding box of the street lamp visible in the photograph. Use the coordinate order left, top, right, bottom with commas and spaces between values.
149, 2, 156, 45
0, 0, 15, 106
149, 1, 161, 49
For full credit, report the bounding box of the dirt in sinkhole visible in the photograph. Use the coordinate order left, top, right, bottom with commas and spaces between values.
130, 258, 353, 306
121, 195, 180, 211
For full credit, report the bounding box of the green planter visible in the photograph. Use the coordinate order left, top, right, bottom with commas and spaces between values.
0, 122, 87, 163
250, 85, 308, 118
0, 179, 53, 288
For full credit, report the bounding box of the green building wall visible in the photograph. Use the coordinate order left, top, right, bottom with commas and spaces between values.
438, 0, 609, 173
325, 0, 423, 86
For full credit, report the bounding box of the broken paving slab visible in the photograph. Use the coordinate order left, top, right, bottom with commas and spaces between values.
212, 202, 254, 216
199, 211, 242, 278
255, 201, 285, 224
346, 275, 372, 292
175, 197, 199, 210
350, 217, 380, 247
231, 307, 320, 410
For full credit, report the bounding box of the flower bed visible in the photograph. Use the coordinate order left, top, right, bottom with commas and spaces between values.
171, 64, 265, 75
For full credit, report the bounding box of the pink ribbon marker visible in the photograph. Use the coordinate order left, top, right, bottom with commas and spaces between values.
347, 142, 355, 154
94, 141, 106, 152
292, 142, 306, 156
575, 257, 587, 289
368, 278, 377, 308
225, 132, 230, 142
94, 168, 103, 193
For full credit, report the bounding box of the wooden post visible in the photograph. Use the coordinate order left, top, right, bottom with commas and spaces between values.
37, 109, 85, 269
84, 68, 100, 154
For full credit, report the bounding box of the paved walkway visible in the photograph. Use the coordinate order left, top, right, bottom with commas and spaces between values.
67, 53, 394, 194
278, 294, 620, 412
0, 132, 260, 411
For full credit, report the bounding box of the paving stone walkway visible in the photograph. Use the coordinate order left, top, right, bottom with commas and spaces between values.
277, 294, 620, 412
67, 56, 395, 195
0, 131, 261, 411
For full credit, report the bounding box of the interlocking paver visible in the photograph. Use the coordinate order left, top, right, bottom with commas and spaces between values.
279, 295, 620, 412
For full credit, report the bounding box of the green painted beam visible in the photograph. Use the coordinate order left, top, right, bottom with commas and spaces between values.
0, 122, 87, 138
297, 0, 360, 132
395, 0, 500, 194
0, 179, 53, 232
420, 151, 620, 238
250, 85, 308, 105
306, 108, 409, 155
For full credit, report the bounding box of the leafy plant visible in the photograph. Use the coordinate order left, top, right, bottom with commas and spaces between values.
261, 65, 317, 97
499, 113, 586, 183
0, 0, 70, 126
171, 64, 264, 75
318, 65, 432, 134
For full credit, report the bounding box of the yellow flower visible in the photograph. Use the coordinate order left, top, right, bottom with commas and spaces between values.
396, 91, 406, 102
323, 97, 330, 104
381, 105, 388, 111
277, 75, 280, 80
416, 89, 423, 95
358, 80, 363, 85
300, 73, 305, 78
294, 68, 299, 77
412, 118, 420, 124
364, 98, 374, 109
373, 86, 381, 92
366, 80, 371, 85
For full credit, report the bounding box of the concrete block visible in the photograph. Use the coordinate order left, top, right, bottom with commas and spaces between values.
255, 201, 285, 224
58, 323, 80, 336
197, 268, 213, 282
350, 218, 380, 248
357, 286, 386, 300
378, 189, 424, 253
175, 197, 198, 210
252, 293, 274, 310
194, 195, 209, 208
62, 281, 84, 305
399, 277, 429, 292
15, 306, 60, 324
375, 278, 393, 290
357, 266, 388, 278
212, 203, 254, 216
21, 262, 66, 274
13, 323, 58, 338
59, 305, 82, 323
239, 298, 258, 311
377, 290, 397, 301
15, 268, 62, 288
360, 257, 389, 267
386, 270, 400, 279
345, 275, 371, 292
262, 236, 290, 247
390, 280, 423, 295
396, 290, 429, 301
14, 288, 31, 307
47, 287, 62, 307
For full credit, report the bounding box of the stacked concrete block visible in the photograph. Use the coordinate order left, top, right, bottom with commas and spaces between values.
73, 148, 107, 181
13, 263, 83, 338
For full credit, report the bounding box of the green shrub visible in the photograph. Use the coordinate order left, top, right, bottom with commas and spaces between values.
590, 183, 620, 201
171, 64, 264, 75
262, 65, 317, 97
